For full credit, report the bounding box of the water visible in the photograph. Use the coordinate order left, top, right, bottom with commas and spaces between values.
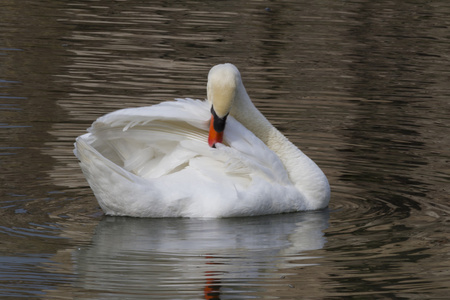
1, 0, 449, 298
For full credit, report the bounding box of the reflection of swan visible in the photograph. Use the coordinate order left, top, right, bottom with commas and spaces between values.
72, 211, 329, 299
74, 63, 330, 217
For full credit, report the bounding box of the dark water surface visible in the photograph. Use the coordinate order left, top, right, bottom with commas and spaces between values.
1, 0, 450, 298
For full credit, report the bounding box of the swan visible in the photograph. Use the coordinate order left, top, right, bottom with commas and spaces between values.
74, 63, 330, 218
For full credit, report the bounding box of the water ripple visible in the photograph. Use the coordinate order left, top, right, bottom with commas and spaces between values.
69, 212, 328, 299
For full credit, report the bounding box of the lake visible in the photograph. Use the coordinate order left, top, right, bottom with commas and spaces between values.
1, 0, 449, 298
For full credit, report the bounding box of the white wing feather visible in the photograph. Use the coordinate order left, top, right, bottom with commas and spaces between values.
75, 98, 305, 218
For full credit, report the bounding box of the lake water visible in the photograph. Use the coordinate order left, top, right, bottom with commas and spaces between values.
1, 0, 449, 298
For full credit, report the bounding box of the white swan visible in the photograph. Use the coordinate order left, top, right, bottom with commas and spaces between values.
74, 63, 330, 218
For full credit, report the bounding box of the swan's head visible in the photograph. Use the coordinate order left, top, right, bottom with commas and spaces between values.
207, 63, 241, 147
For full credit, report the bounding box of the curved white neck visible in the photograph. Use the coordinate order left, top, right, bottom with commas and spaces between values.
230, 82, 330, 209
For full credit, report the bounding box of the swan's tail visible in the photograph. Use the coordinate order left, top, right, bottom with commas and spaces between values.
75, 135, 148, 215
75, 135, 136, 182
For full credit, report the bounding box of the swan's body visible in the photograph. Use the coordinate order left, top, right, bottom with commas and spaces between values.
74, 64, 330, 218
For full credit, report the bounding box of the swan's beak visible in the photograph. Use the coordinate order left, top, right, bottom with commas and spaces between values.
208, 107, 228, 148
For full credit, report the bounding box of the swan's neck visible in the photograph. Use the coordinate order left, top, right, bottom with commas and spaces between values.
230, 82, 296, 155
230, 83, 330, 209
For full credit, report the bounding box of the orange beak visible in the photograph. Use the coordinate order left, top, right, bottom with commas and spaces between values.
208, 107, 228, 148
208, 115, 224, 147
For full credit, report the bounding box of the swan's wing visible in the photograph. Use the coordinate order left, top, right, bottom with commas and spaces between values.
96, 98, 209, 132
74, 98, 299, 217
82, 99, 211, 178
81, 98, 290, 184
218, 116, 292, 186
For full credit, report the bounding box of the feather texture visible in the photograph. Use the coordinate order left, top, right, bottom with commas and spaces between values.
75, 99, 311, 217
